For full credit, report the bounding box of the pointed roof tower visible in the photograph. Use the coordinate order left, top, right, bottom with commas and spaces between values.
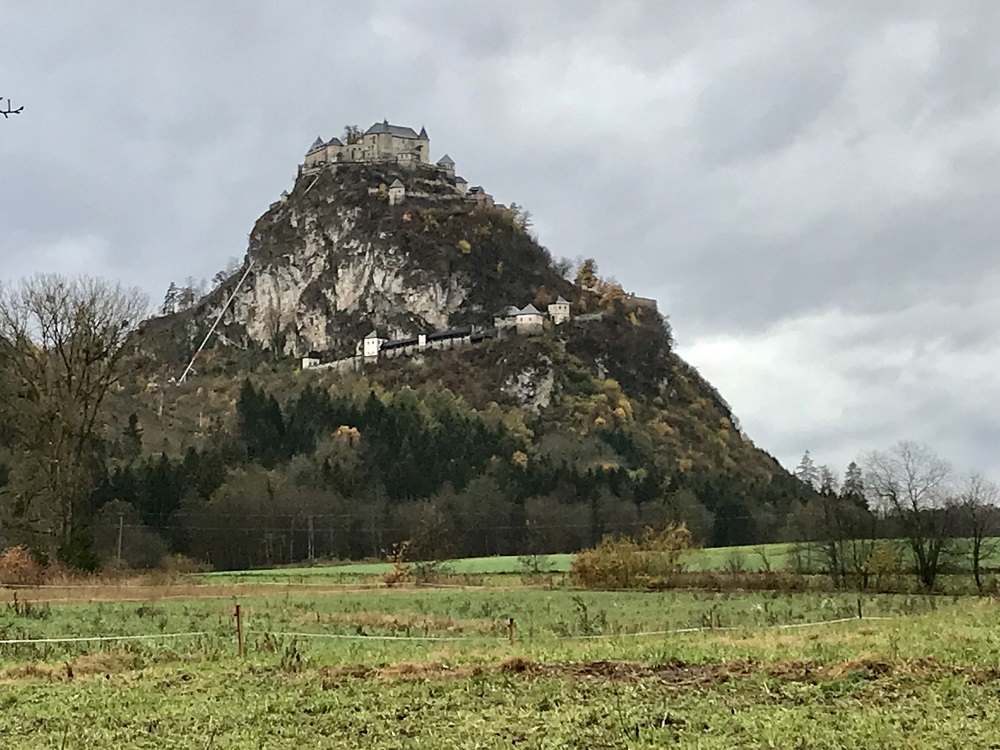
436, 154, 455, 166
419, 126, 428, 139
307, 136, 325, 153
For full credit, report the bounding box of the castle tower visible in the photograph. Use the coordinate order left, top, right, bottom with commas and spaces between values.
388, 178, 406, 206
436, 154, 455, 176
548, 296, 571, 325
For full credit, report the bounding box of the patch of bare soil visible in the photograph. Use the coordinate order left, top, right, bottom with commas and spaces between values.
0, 582, 387, 606
322, 655, 1000, 688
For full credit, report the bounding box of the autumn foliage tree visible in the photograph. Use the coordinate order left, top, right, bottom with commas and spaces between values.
571, 523, 695, 589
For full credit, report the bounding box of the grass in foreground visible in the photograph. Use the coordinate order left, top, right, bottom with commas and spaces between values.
0, 586, 998, 748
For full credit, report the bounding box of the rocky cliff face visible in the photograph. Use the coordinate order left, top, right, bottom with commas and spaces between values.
127, 155, 801, 545
142, 162, 575, 363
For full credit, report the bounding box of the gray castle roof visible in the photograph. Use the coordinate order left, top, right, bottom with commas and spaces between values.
307, 136, 325, 152
364, 120, 425, 139
455, 176, 468, 184
437, 154, 454, 166
326, 136, 343, 146
517, 304, 542, 316
390, 178, 405, 188
364, 330, 381, 339
554, 296, 570, 304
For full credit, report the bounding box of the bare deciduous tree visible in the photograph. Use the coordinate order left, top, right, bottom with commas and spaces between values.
343, 124, 362, 144
0, 275, 147, 562
959, 473, 999, 594
212, 257, 243, 289
865, 441, 953, 590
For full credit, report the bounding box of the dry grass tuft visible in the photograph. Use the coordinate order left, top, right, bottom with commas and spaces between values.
498, 656, 536, 674
0, 653, 138, 683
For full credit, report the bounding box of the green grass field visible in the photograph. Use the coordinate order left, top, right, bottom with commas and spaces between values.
198, 543, 803, 584
0, 580, 998, 747
199, 537, 1000, 586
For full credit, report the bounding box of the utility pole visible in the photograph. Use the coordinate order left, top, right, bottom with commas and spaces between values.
307, 516, 315, 562
116, 513, 124, 565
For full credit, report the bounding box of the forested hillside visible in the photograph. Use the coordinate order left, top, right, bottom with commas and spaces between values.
0, 160, 813, 570
81, 308, 807, 569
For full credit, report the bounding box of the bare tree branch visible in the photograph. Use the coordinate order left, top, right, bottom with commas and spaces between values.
0, 97, 24, 118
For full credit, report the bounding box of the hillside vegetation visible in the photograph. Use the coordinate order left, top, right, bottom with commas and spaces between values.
1, 161, 809, 571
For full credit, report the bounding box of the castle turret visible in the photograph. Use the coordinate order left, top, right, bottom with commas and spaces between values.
436, 154, 455, 176
388, 178, 406, 206
302, 136, 328, 169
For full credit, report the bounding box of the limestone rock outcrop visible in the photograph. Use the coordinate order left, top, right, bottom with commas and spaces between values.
142, 161, 573, 362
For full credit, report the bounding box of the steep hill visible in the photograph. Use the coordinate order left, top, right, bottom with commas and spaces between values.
115, 157, 806, 565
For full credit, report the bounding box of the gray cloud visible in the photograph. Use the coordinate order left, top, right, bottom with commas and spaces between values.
2, 1, 998, 476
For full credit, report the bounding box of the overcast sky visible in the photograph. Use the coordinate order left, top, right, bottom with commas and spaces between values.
3, 1, 999, 480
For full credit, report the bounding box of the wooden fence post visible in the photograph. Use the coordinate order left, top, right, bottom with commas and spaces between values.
234, 603, 244, 658
507, 617, 516, 645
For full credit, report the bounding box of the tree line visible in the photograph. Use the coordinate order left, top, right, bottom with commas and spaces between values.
787, 444, 1000, 591
4, 273, 994, 582
0, 275, 703, 567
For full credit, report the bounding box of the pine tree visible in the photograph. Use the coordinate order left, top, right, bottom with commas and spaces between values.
122, 413, 143, 463
818, 465, 838, 496
841, 461, 866, 506
794, 450, 819, 490
161, 282, 179, 315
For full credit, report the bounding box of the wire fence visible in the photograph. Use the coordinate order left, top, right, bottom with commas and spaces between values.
0, 632, 209, 646
0, 613, 901, 651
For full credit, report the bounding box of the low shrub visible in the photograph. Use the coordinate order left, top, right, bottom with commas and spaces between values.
571, 524, 695, 589
383, 542, 412, 587
0, 546, 46, 585
159, 554, 212, 575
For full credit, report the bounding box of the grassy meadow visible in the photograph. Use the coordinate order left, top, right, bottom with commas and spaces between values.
198, 537, 1000, 587
198, 542, 801, 584
1, 579, 999, 748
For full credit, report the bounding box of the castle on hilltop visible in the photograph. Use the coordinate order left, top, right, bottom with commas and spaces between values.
303, 120, 434, 170
299, 120, 491, 204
